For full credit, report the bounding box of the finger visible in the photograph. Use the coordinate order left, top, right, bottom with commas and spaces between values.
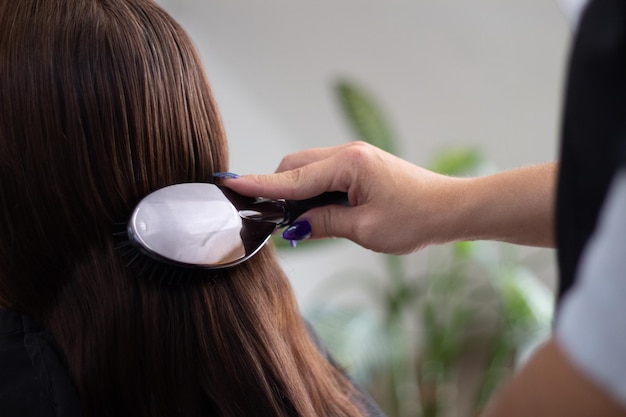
281, 205, 372, 248
224, 155, 351, 200
280, 206, 342, 242
274, 143, 355, 173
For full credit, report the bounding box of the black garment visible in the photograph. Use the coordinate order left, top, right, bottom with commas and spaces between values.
556, 0, 626, 302
0, 308, 385, 417
304, 321, 387, 417
0, 308, 81, 417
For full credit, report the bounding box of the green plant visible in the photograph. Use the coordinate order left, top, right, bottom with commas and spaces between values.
303, 79, 554, 417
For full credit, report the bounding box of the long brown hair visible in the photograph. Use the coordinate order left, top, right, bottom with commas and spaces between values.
0, 0, 366, 416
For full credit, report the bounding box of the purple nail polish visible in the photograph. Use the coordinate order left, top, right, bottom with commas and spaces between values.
213, 172, 240, 179
282, 220, 312, 242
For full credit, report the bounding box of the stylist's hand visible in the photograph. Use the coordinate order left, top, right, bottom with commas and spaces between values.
222, 141, 466, 254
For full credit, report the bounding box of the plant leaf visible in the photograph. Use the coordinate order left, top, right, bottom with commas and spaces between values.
335, 79, 397, 155
428, 147, 483, 176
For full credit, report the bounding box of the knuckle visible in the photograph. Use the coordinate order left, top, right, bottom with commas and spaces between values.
276, 154, 295, 172
347, 140, 371, 150
349, 216, 375, 248
345, 141, 376, 170
320, 210, 334, 238
341, 141, 385, 190
345, 141, 372, 160
282, 168, 304, 194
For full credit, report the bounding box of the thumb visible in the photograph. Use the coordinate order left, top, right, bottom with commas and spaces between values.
281, 205, 360, 244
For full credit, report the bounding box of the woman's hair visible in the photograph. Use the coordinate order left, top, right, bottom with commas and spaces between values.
0, 1, 365, 416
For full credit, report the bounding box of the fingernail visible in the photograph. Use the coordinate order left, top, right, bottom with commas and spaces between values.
213, 172, 240, 179
282, 220, 312, 242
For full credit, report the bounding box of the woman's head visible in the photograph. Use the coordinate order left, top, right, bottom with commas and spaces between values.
0, 0, 227, 306
0, 1, 365, 416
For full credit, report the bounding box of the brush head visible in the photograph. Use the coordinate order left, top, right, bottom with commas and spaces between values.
125, 183, 277, 270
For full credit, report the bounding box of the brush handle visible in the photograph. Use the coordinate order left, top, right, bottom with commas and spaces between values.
283, 192, 350, 226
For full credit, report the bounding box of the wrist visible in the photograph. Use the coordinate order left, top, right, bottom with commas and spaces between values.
450, 165, 556, 247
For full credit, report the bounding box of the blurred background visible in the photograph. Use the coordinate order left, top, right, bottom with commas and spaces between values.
157, 1, 574, 415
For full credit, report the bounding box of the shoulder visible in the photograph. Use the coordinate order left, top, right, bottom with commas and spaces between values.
304, 320, 388, 417
0, 308, 81, 417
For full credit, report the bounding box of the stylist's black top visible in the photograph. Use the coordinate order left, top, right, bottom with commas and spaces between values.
556, 0, 626, 303
0, 308, 385, 417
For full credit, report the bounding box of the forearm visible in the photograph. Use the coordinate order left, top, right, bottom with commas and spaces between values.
444, 162, 557, 248
482, 338, 626, 417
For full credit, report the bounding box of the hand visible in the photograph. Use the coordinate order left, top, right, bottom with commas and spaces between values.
222, 141, 467, 254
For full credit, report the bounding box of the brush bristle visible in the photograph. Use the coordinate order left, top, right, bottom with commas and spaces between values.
112, 222, 223, 285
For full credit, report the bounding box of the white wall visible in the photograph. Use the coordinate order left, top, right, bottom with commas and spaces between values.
157, 0, 572, 309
